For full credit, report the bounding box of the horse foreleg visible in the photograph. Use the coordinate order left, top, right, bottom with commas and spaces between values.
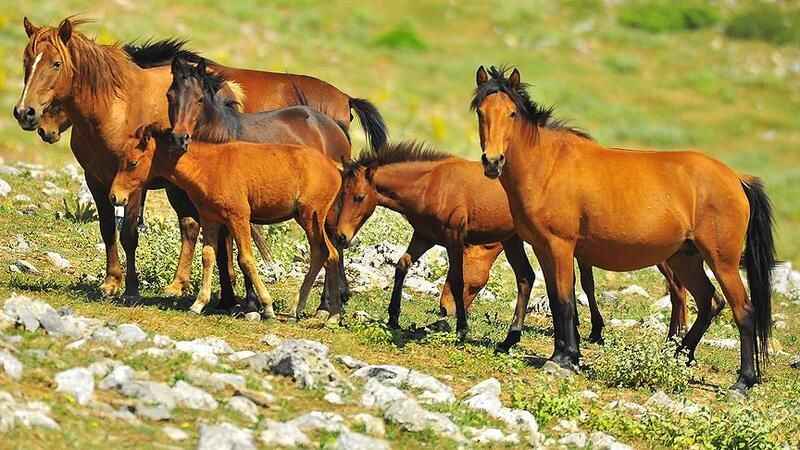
120, 188, 145, 299
216, 226, 239, 311
497, 236, 535, 352
388, 231, 434, 329
540, 240, 580, 371
164, 186, 199, 297
293, 210, 327, 320
189, 220, 219, 315
442, 243, 502, 317
87, 176, 123, 297
577, 259, 603, 344
445, 236, 468, 341
230, 217, 275, 320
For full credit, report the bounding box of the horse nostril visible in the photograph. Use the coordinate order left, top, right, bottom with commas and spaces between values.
23, 107, 35, 119
12, 106, 20, 120
497, 154, 506, 165
481, 153, 490, 166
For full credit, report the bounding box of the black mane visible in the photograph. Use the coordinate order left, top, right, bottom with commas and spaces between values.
345, 141, 452, 176
471, 66, 592, 141
123, 38, 209, 68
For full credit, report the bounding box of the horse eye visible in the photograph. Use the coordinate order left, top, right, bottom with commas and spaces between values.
53, 61, 62, 69
128, 160, 139, 170
510, 111, 517, 118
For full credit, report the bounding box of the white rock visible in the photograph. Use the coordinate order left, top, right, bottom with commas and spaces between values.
590, 431, 633, 450
324, 391, 345, 405
0, 178, 10, 197
228, 350, 256, 362
172, 381, 218, 410
45, 252, 70, 270
466, 426, 520, 444
360, 378, 407, 409
608, 318, 638, 329
227, 396, 259, 423
651, 295, 672, 310
249, 339, 339, 389
55, 367, 94, 405
99, 365, 135, 390
352, 413, 386, 437
333, 430, 391, 450
336, 354, 367, 370
162, 425, 189, 441
260, 333, 283, 346
465, 378, 501, 398
353, 364, 455, 404
152, 334, 174, 348
620, 285, 650, 298
175, 336, 233, 365
606, 400, 647, 417
0, 351, 23, 380
120, 381, 177, 410
259, 420, 311, 447
197, 422, 255, 450
702, 338, 738, 350
382, 398, 463, 441
580, 390, 599, 402
559, 431, 588, 448
11, 235, 30, 253
185, 367, 245, 391
645, 391, 701, 415
0, 166, 21, 176
116, 324, 147, 345
288, 411, 348, 433
13, 260, 39, 274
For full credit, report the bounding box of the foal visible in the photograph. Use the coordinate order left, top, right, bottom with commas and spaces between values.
110, 125, 343, 320
473, 66, 775, 391
167, 56, 352, 313
335, 143, 688, 346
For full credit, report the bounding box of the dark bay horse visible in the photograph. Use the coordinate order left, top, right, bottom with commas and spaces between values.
335, 143, 689, 346
110, 125, 343, 320
167, 55, 351, 314
472, 66, 776, 392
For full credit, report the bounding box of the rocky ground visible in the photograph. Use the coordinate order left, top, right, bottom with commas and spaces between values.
1, 160, 800, 449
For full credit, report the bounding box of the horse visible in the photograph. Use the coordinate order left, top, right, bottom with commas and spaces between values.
167, 55, 351, 314
472, 65, 776, 392
109, 124, 342, 320
335, 142, 691, 346
12, 18, 381, 309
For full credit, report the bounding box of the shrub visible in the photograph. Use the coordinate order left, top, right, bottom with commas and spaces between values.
619, 1, 719, 33
374, 23, 428, 51
510, 381, 582, 426
61, 197, 98, 223
725, 5, 800, 46
589, 330, 691, 393
134, 218, 202, 291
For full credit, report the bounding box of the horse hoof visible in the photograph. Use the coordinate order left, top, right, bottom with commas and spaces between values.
99, 279, 122, 297
244, 312, 261, 322
262, 306, 276, 320
457, 328, 469, 342
588, 334, 604, 345
163, 282, 187, 298
189, 303, 205, 315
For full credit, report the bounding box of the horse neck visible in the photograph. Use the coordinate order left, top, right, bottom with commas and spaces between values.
195, 97, 242, 143
66, 42, 138, 123
502, 125, 564, 197
371, 161, 441, 213
152, 145, 209, 198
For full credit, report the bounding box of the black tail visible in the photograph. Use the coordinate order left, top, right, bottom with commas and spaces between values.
349, 98, 388, 151
741, 178, 776, 378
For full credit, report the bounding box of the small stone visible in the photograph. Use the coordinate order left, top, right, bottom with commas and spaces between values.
197, 422, 255, 450
10, 234, 30, 252
353, 364, 455, 404
132, 347, 174, 359
383, 398, 463, 440
243, 312, 261, 321
580, 390, 599, 402
465, 378, 501, 398
620, 285, 650, 298
0, 351, 23, 380
703, 338, 738, 350
260, 333, 283, 346
120, 381, 177, 410
234, 387, 275, 407
99, 365, 135, 390
249, 339, 339, 389
605, 400, 647, 417
467, 426, 520, 444
608, 318, 638, 329
324, 391, 345, 405
559, 431, 588, 448
590, 431, 633, 450
55, 367, 94, 405
13, 260, 39, 274
135, 404, 172, 421
361, 378, 407, 409
336, 354, 367, 370
352, 413, 386, 438
172, 380, 218, 410
542, 360, 575, 378
162, 425, 189, 441
116, 324, 147, 345
289, 411, 348, 433
646, 391, 700, 415
259, 420, 311, 447
227, 396, 259, 423
228, 350, 256, 362
152, 334, 174, 348
651, 295, 672, 310
0, 178, 10, 197
45, 252, 70, 270
332, 430, 391, 450
185, 367, 245, 391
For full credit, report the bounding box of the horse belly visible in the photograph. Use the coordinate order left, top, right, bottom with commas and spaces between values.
575, 239, 683, 272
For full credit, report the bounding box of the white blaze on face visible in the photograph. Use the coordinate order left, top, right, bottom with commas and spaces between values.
19, 52, 43, 105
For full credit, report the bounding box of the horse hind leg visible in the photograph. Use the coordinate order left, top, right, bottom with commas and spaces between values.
497, 237, 535, 353
189, 221, 220, 315
120, 189, 145, 300
577, 259, 603, 344
87, 177, 123, 297
666, 250, 717, 362
657, 262, 689, 339
164, 186, 200, 297
291, 210, 329, 320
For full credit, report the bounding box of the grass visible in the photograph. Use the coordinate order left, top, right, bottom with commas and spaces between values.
0, 0, 799, 448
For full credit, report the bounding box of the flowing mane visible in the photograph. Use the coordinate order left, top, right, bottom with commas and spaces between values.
28, 17, 132, 101
471, 66, 592, 141
345, 141, 452, 176
122, 38, 208, 68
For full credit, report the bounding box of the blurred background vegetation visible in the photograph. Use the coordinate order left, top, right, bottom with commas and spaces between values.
0, 0, 798, 262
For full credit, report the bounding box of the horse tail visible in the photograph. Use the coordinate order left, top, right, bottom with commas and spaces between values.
249, 224, 273, 262
349, 98, 388, 152
740, 176, 776, 378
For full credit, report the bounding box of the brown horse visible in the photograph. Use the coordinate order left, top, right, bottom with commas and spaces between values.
167, 55, 351, 313
12, 18, 382, 306
109, 124, 342, 319
472, 66, 775, 392
335, 143, 689, 346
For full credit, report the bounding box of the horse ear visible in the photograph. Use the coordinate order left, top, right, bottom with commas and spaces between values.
58, 18, 73, 44
476, 66, 488, 86
509, 68, 521, 88
23, 17, 39, 38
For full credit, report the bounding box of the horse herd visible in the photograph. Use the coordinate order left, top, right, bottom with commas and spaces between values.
12, 17, 778, 394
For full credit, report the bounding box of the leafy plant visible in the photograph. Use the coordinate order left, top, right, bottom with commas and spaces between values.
619, 1, 719, 33
374, 23, 428, 51
510, 381, 582, 426
61, 197, 98, 223
725, 5, 800, 46
589, 330, 691, 393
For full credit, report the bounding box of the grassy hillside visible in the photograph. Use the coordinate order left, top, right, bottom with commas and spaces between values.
0, 2, 799, 448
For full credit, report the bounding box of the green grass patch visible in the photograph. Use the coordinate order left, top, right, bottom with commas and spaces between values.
619, 1, 719, 33
725, 4, 800, 46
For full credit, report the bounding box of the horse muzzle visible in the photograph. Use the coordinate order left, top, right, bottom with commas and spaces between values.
170, 131, 191, 153
481, 153, 505, 179
37, 128, 60, 144
335, 232, 352, 249
13, 105, 40, 131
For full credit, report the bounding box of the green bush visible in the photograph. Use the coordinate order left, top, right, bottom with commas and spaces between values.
374, 23, 428, 51
510, 381, 582, 426
725, 5, 800, 46
589, 330, 691, 393
619, 1, 719, 33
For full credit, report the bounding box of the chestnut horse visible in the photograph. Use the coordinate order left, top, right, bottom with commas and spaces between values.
110, 124, 342, 319
335, 143, 689, 346
472, 66, 775, 392
12, 18, 382, 306
167, 55, 351, 313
